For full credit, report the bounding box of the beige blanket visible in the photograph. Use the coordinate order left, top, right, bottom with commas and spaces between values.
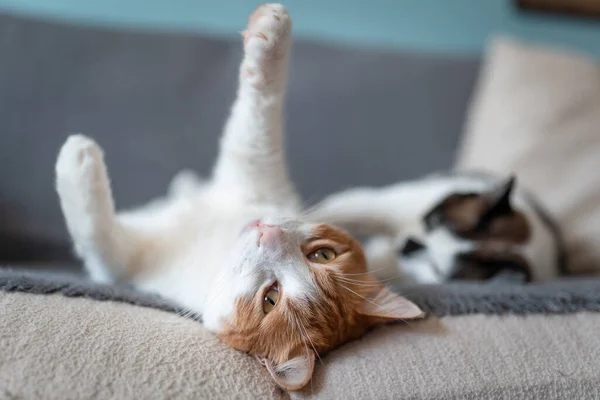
2, 291, 599, 399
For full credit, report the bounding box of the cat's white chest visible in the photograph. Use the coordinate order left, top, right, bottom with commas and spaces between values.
132, 198, 273, 314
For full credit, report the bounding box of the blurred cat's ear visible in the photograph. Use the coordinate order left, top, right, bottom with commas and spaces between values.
263, 352, 315, 391
400, 237, 426, 256
482, 175, 516, 216
358, 286, 424, 325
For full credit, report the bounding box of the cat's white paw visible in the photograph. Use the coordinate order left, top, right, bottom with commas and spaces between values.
55, 135, 123, 283
240, 4, 290, 83
55, 134, 112, 225
56, 134, 104, 185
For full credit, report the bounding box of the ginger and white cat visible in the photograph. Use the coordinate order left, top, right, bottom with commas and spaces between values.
55, 4, 423, 391
311, 173, 565, 284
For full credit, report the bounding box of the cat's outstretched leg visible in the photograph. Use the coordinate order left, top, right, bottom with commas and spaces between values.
56, 135, 138, 283
309, 188, 400, 236
212, 4, 299, 209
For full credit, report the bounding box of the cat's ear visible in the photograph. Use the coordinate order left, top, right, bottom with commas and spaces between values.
263, 353, 315, 391
358, 286, 424, 326
482, 175, 516, 216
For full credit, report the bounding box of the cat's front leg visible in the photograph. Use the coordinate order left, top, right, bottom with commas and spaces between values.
212, 4, 299, 209
56, 135, 137, 282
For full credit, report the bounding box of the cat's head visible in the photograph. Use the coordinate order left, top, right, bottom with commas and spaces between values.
203, 219, 424, 390
400, 176, 532, 281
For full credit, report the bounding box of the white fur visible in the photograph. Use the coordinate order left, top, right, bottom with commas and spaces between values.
56, 5, 319, 332
311, 174, 559, 282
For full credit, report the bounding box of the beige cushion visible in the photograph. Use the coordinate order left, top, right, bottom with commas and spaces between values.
456, 37, 600, 275
0, 292, 284, 400
294, 313, 600, 399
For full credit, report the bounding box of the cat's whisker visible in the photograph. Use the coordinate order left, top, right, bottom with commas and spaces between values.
290, 311, 319, 371
333, 273, 378, 282
206, 273, 228, 304
340, 284, 419, 329
339, 284, 416, 327
333, 272, 392, 286
335, 278, 405, 289
287, 311, 295, 342
397, 318, 416, 329
376, 275, 406, 283
295, 312, 323, 366
174, 305, 202, 323
337, 276, 397, 285
335, 278, 384, 288
292, 313, 316, 395
339, 283, 382, 309
297, 200, 318, 215
283, 307, 297, 342
338, 282, 384, 288
338, 281, 381, 287
342, 266, 392, 276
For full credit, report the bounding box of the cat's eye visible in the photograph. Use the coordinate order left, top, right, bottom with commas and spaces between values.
263, 284, 280, 314
307, 247, 337, 264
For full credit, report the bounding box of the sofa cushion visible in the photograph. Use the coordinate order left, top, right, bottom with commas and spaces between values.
456, 37, 600, 275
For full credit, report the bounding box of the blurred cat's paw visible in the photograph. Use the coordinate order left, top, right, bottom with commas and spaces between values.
56, 134, 104, 183
240, 4, 290, 83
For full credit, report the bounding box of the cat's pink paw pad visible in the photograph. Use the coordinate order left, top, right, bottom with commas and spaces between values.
240, 4, 290, 78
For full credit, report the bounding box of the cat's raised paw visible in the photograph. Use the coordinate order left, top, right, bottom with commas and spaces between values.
240, 4, 290, 82
56, 134, 104, 184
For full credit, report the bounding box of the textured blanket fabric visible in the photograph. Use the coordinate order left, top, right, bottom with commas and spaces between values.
0, 269, 187, 316
293, 313, 600, 400
1, 289, 599, 399
0, 291, 285, 400
2, 268, 600, 318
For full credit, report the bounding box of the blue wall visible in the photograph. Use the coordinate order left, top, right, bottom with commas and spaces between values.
0, 0, 599, 56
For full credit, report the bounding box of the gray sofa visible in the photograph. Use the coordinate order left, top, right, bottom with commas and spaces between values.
1, 12, 599, 400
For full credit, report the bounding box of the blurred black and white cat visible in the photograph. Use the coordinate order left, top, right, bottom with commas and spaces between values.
311, 173, 565, 283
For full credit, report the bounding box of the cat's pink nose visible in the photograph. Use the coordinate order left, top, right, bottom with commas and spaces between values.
258, 224, 283, 247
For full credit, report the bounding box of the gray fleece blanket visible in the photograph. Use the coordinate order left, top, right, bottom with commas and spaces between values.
1, 268, 600, 318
